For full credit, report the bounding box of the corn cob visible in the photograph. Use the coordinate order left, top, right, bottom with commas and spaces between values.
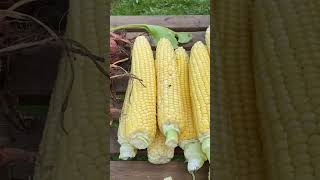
34, 0, 108, 179
253, 0, 320, 179
155, 38, 184, 148
211, 16, 238, 179
147, 129, 175, 164
117, 77, 137, 160
189, 41, 210, 161
213, 0, 266, 179
205, 26, 210, 54
33, 54, 68, 180
212, 5, 238, 179
176, 47, 207, 172
125, 36, 157, 149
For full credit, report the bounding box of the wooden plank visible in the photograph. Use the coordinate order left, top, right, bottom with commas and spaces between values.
110, 161, 209, 180
125, 31, 206, 50
110, 127, 120, 153
110, 100, 121, 120
111, 15, 210, 32
110, 100, 122, 120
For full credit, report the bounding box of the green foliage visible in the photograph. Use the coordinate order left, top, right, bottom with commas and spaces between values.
111, 0, 210, 15
111, 24, 192, 48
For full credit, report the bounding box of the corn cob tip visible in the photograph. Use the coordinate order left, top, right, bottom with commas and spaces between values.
201, 138, 210, 162
148, 154, 173, 165
192, 41, 205, 49
176, 46, 185, 51
130, 134, 150, 149
157, 38, 171, 46
135, 35, 148, 41
183, 142, 207, 172
165, 129, 179, 148
188, 159, 204, 172
119, 143, 137, 160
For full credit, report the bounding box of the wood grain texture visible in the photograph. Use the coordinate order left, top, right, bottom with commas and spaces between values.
111, 15, 210, 32
110, 161, 209, 180
110, 127, 120, 153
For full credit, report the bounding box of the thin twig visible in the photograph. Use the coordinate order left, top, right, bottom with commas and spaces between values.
0, 7, 111, 135
64, 38, 105, 62
110, 64, 128, 74
110, 72, 145, 87
69, 47, 104, 62
0, 10, 59, 39
0, 37, 54, 54
111, 58, 128, 65
58, 9, 69, 34
8, 0, 38, 11
60, 51, 74, 135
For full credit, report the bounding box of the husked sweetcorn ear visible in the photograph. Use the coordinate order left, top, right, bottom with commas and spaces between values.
155, 38, 184, 148
34, 0, 108, 180
252, 0, 320, 179
189, 41, 210, 161
147, 129, 174, 164
117, 78, 136, 160
213, 1, 266, 179
125, 36, 157, 149
211, 19, 238, 179
176, 47, 206, 172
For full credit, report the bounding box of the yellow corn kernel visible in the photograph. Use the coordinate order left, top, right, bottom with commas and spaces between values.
147, 129, 174, 164
34, 0, 108, 179
189, 41, 210, 160
176, 47, 207, 172
252, 0, 320, 179
155, 38, 184, 148
125, 36, 157, 149
117, 78, 137, 160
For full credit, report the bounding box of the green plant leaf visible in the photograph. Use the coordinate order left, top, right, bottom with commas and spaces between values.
176, 32, 192, 43
144, 25, 178, 48
111, 24, 193, 48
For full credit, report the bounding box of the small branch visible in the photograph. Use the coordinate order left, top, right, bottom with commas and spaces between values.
0, 37, 54, 54
70, 48, 104, 62
111, 58, 129, 65
110, 64, 128, 73
8, 0, 38, 11
110, 72, 146, 87
0, 10, 59, 39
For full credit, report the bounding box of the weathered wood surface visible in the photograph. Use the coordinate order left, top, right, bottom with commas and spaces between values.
111, 161, 209, 180
110, 127, 119, 154
111, 15, 210, 32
